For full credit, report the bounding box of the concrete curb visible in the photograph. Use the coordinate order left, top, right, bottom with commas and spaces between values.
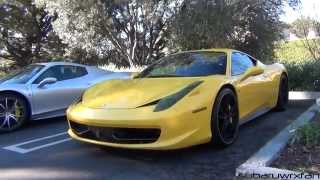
289, 91, 320, 100
236, 101, 320, 179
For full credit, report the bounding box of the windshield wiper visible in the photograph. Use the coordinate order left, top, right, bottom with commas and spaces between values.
146, 74, 185, 78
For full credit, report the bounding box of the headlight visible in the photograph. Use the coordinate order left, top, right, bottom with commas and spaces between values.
154, 81, 203, 112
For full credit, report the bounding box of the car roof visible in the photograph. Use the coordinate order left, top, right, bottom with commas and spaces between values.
181, 48, 234, 54
34, 61, 88, 67
178, 48, 259, 61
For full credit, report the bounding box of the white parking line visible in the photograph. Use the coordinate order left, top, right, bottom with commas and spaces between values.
3, 132, 72, 154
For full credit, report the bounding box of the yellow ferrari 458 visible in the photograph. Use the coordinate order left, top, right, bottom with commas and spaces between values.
67, 49, 288, 150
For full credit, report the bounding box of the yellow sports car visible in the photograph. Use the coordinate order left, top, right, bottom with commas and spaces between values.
67, 49, 288, 150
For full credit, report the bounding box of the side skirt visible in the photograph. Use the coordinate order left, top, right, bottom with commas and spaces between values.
31, 109, 66, 120
239, 107, 272, 126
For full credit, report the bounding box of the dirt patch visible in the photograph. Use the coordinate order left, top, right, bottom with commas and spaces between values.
272, 113, 320, 174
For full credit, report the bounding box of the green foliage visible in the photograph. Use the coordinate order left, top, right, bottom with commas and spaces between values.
35, 0, 300, 67
170, 0, 299, 62
275, 39, 320, 91
0, 0, 66, 67
0, 71, 6, 78
282, 60, 320, 91
1, 0, 302, 68
275, 40, 314, 62
295, 121, 320, 147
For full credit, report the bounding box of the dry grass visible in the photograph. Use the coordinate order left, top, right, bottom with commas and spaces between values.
99, 64, 145, 72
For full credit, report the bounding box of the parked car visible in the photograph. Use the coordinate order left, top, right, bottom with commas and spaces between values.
0, 62, 130, 132
67, 49, 289, 150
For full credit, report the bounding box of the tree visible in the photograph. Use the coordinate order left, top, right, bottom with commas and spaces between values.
36, 0, 182, 67
0, 0, 66, 67
291, 17, 320, 61
170, 0, 300, 62
35, 0, 300, 67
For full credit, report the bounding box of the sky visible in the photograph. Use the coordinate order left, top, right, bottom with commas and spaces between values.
281, 0, 320, 23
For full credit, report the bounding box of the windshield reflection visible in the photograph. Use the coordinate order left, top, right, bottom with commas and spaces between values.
0, 65, 45, 84
138, 52, 227, 78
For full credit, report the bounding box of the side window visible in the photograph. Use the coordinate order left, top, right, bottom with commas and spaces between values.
231, 53, 254, 76
33, 66, 63, 84
59, 66, 88, 81
33, 65, 88, 84
75, 66, 88, 77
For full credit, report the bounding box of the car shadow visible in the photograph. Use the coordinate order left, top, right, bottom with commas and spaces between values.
96, 142, 225, 162
26, 116, 67, 128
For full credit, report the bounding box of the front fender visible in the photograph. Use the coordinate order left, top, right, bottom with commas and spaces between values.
0, 84, 33, 115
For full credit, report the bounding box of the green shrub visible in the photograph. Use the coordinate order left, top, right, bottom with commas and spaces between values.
0, 71, 6, 78
275, 40, 314, 62
274, 40, 320, 91
295, 122, 320, 147
282, 60, 320, 91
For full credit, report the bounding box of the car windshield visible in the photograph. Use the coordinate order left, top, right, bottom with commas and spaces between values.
137, 52, 227, 78
0, 64, 45, 84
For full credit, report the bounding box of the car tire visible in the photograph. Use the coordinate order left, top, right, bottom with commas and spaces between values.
0, 93, 30, 133
274, 74, 289, 111
211, 88, 239, 146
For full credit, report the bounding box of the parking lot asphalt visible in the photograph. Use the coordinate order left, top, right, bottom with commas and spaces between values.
0, 100, 314, 180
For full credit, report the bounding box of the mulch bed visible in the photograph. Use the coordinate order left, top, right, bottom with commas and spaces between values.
272, 113, 320, 174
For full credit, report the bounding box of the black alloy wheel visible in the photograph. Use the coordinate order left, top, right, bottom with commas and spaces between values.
211, 88, 239, 146
0, 93, 29, 133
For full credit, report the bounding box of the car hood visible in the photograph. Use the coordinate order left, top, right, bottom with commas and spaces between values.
82, 77, 206, 109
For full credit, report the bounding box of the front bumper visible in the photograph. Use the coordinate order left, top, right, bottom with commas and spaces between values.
67, 103, 212, 150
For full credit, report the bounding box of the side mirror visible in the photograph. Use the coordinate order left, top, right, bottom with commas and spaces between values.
130, 72, 140, 79
240, 66, 264, 81
38, 77, 57, 88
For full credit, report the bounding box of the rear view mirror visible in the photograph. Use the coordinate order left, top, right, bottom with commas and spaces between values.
38, 77, 57, 88
240, 66, 264, 81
